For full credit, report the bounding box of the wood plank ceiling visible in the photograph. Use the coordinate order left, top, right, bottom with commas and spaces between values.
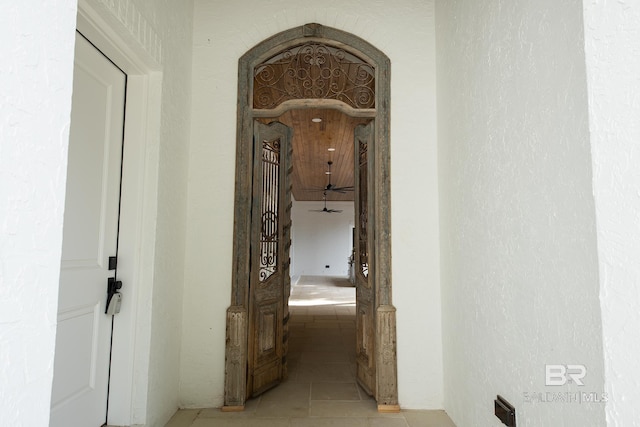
273, 108, 369, 202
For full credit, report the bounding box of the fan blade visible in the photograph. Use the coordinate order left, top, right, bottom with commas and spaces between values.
308, 187, 343, 213
309, 208, 343, 213
326, 184, 354, 192
305, 189, 353, 193
304, 186, 353, 193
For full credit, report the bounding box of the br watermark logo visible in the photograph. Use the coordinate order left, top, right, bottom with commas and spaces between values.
522, 364, 608, 404
545, 364, 586, 386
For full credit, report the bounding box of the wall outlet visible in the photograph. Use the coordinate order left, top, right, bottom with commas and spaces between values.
494, 395, 516, 427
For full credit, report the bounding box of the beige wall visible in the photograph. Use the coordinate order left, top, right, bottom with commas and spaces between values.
183, 0, 442, 409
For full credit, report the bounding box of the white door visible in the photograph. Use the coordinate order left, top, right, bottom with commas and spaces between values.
50, 32, 126, 427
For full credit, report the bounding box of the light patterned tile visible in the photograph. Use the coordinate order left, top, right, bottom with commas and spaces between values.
192, 418, 290, 427
290, 418, 366, 427
368, 418, 409, 427
311, 382, 361, 401
302, 350, 350, 364
402, 410, 457, 427
292, 315, 315, 322
306, 322, 340, 329
297, 362, 355, 383
164, 409, 200, 427
309, 400, 403, 418
314, 320, 342, 326
198, 396, 260, 418
255, 381, 311, 418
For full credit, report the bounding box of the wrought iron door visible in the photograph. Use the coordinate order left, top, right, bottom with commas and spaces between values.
354, 121, 376, 396
246, 121, 293, 397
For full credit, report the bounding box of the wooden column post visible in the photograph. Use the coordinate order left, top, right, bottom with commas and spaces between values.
376, 304, 400, 412
222, 306, 248, 411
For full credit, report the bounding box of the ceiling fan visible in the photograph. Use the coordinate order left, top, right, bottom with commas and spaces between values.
306, 161, 354, 194
309, 192, 343, 213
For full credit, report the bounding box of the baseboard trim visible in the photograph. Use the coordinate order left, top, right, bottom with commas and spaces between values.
378, 404, 401, 413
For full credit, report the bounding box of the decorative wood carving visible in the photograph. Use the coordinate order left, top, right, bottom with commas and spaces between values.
226, 22, 397, 411
376, 305, 398, 407
254, 43, 375, 110
223, 306, 247, 408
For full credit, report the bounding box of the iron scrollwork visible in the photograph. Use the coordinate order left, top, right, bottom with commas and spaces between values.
358, 139, 369, 278
254, 43, 375, 110
259, 138, 281, 283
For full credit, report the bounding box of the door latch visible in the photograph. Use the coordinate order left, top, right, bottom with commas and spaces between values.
106, 277, 122, 315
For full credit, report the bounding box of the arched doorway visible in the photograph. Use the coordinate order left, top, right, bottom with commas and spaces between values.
223, 23, 397, 412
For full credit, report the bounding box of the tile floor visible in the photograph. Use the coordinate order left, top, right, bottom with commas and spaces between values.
165, 276, 457, 427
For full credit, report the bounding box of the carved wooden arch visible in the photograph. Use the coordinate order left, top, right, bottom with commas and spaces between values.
224, 23, 397, 411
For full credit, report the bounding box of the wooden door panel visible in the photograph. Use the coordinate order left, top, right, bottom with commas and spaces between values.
252, 298, 282, 395
247, 121, 293, 398
258, 303, 277, 355
354, 121, 376, 396
356, 303, 375, 395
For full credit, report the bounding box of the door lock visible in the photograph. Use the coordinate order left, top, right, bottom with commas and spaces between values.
106, 277, 122, 315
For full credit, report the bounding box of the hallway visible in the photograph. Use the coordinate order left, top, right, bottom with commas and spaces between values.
165, 276, 456, 427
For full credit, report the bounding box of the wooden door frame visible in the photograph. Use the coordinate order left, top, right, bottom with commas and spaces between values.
224, 23, 398, 411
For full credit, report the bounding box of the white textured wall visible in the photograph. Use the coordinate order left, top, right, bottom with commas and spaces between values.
291, 201, 354, 278
583, 1, 640, 426
0, 2, 77, 426
183, 0, 441, 409
113, 1, 195, 425
436, 1, 605, 426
